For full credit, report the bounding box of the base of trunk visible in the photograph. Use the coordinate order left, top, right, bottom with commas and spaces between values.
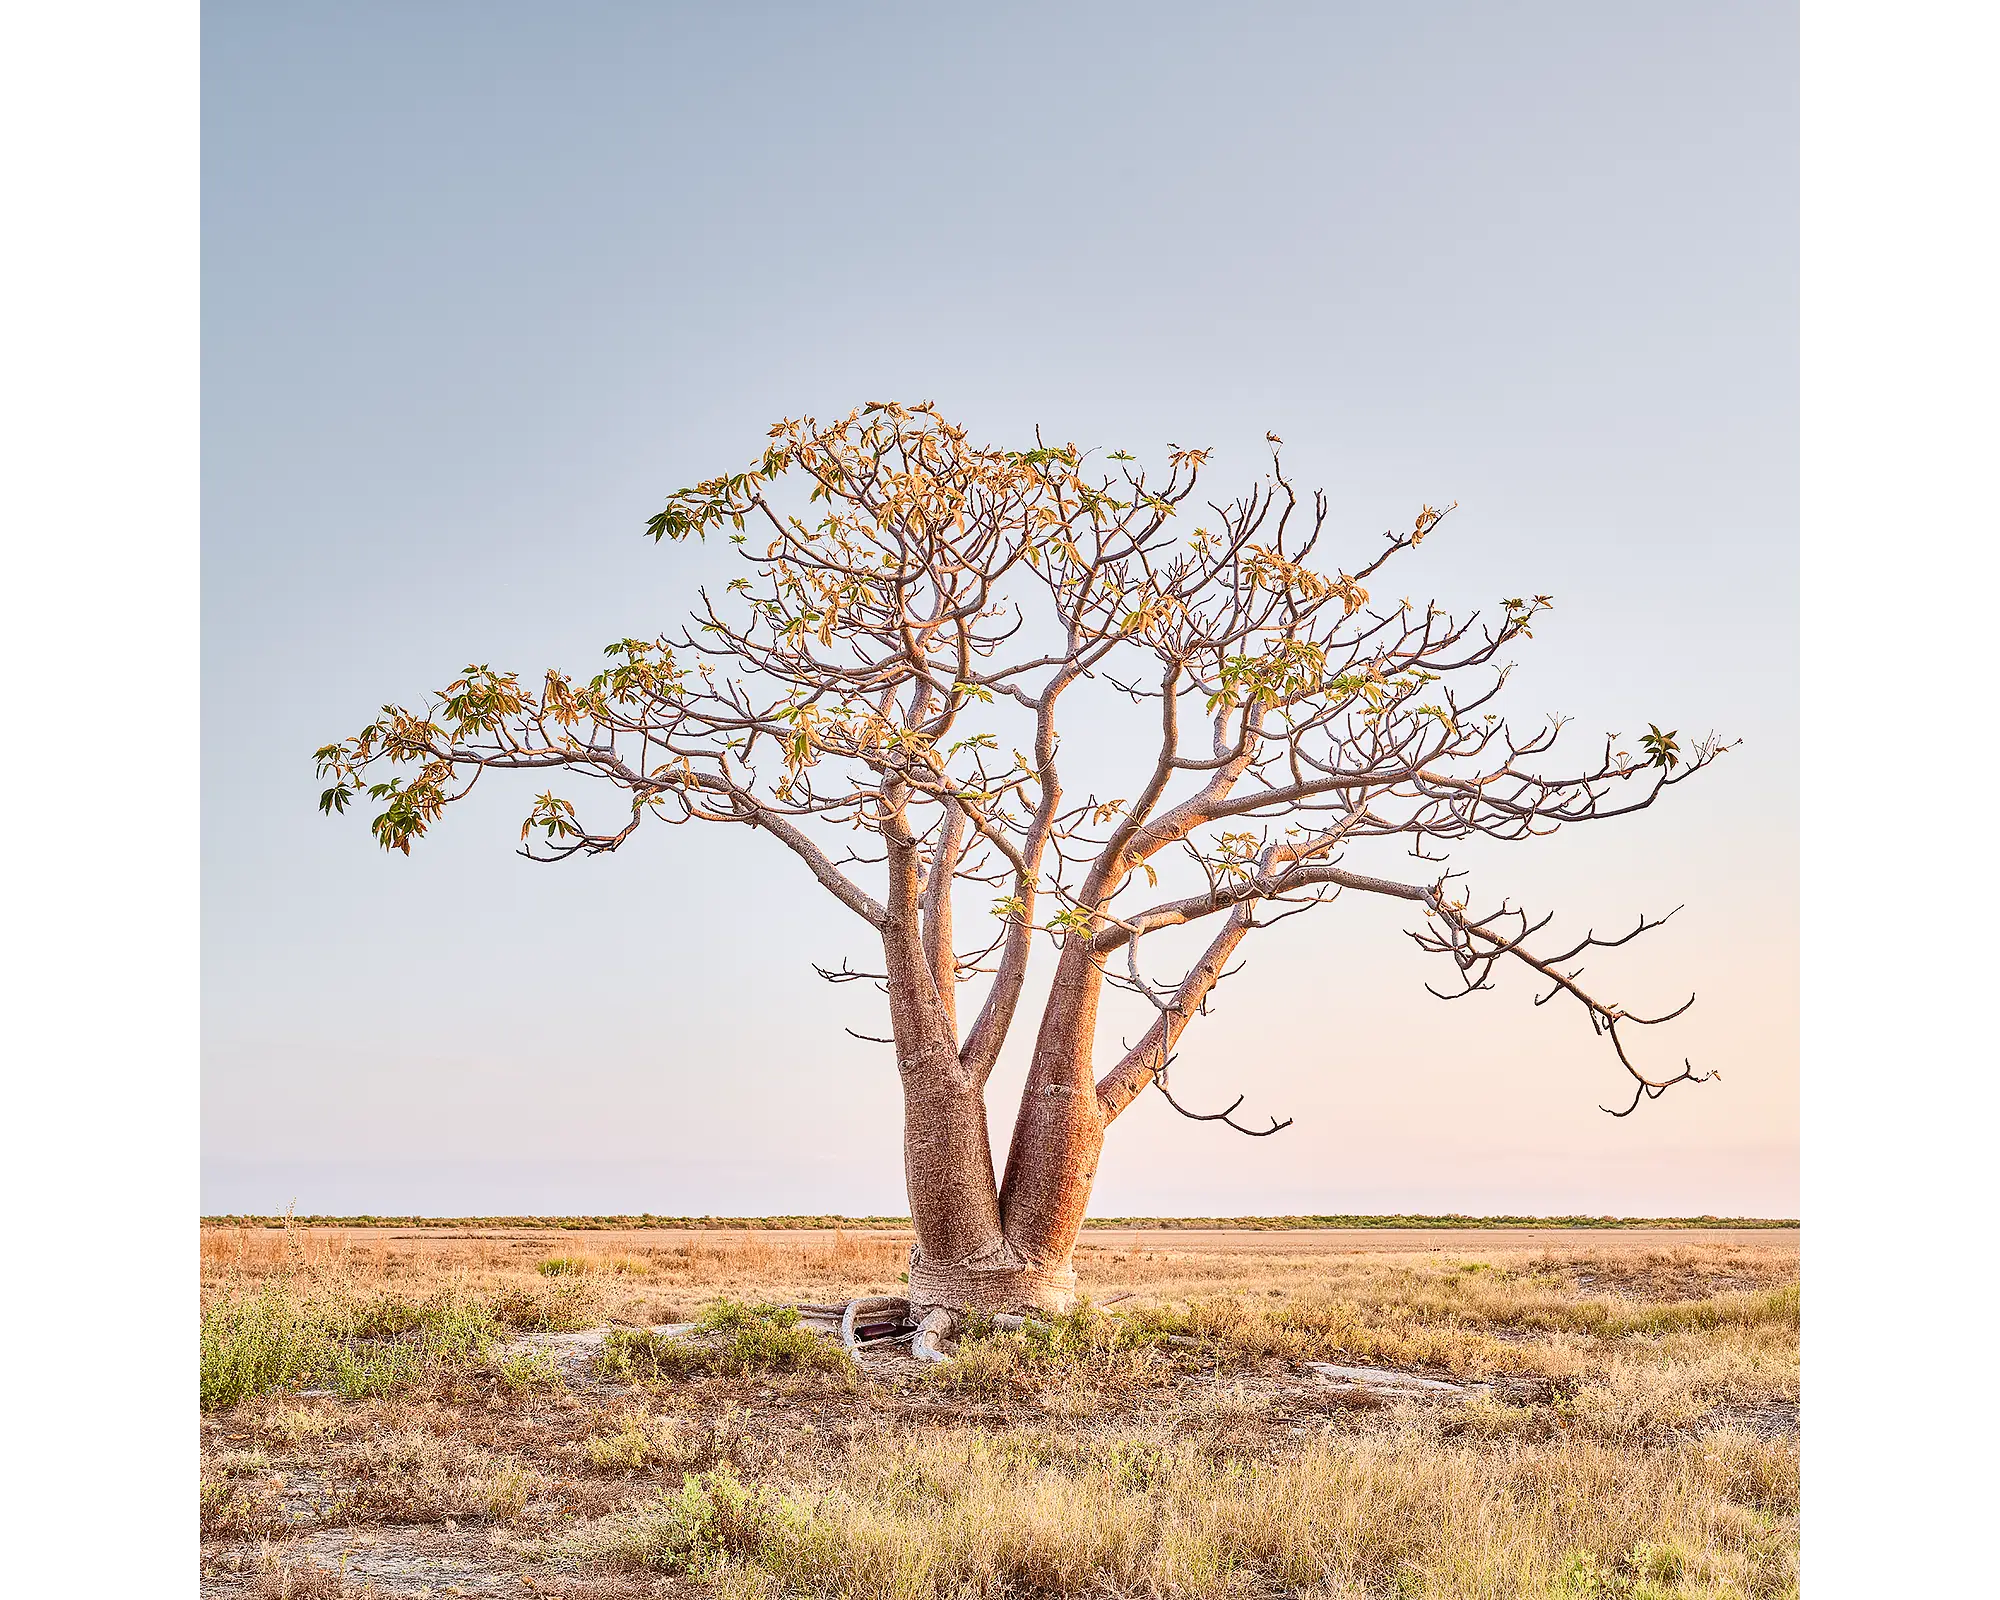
906, 1241, 1078, 1317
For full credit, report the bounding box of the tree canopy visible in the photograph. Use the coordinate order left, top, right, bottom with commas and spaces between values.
318, 401, 1730, 1125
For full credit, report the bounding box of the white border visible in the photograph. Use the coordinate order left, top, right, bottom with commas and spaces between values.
8, 0, 1996, 1586
0, 1, 200, 1583
1804, 0, 1998, 1589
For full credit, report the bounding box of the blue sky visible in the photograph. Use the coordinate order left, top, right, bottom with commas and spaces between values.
202, 2, 1796, 1216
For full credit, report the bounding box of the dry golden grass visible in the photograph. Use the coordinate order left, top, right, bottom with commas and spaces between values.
558, 1424, 1794, 1599
202, 1223, 917, 1313
200, 1224, 1798, 1599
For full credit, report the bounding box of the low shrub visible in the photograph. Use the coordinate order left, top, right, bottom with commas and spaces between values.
490, 1280, 599, 1332
600, 1304, 850, 1382
324, 1428, 547, 1525
555, 1466, 813, 1579
200, 1283, 497, 1411
583, 1410, 744, 1476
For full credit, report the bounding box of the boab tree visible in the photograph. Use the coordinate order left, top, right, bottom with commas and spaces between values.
316, 402, 1730, 1318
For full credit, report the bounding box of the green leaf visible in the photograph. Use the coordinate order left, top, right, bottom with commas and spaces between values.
1639, 723, 1682, 770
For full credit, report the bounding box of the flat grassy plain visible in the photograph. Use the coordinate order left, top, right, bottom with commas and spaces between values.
200, 1224, 1798, 1599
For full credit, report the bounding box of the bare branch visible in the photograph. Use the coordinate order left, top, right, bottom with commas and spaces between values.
315, 404, 1729, 1164
1150, 1079, 1294, 1137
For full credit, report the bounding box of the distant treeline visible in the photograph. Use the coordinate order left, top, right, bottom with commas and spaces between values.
200, 1213, 1798, 1231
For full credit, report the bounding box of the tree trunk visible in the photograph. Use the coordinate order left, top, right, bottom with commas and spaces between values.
880, 784, 1064, 1316
884, 767, 1104, 1318
899, 1057, 1086, 1316
897, 936, 1106, 1319
997, 938, 1106, 1282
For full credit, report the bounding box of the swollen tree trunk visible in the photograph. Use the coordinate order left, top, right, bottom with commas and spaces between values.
995, 939, 1108, 1293
879, 770, 1115, 1318
896, 934, 1108, 1319
898, 1036, 1096, 1316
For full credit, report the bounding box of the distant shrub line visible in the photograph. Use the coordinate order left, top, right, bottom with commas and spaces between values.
200, 1212, 1798, 1231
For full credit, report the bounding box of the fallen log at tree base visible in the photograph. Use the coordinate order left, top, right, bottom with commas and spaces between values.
837, 1295, 916, 1352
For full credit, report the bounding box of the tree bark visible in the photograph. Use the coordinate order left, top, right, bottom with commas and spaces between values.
881, 780, 1051, 1314
997, 938, 1107, 1277
894, 935, 1101, 1318
887, 775, 1106, 1316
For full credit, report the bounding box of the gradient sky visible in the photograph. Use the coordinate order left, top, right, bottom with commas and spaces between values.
202, 2, 1797, 1218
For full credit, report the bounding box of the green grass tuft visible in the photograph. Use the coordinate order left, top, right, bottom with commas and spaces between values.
200, 1283, 497, 1411
600, 1303, 849, 1382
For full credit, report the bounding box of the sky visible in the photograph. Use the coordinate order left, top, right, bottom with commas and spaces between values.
202, 1, 1797, 1219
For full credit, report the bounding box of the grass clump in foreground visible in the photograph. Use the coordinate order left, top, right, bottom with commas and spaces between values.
551, 1423, 1796, 1598
932, 1292, 1798, 1447
929, 1303, 1195, 1397
600, 1300, 852, 1382
200, 1283, 498, 1411
557, 1463, 811, 1581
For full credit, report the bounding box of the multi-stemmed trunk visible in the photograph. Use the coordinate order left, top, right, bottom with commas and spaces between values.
883, 777, 1257, 1318
882, 781, 1109, 1314
899, 938, 1108, 1315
